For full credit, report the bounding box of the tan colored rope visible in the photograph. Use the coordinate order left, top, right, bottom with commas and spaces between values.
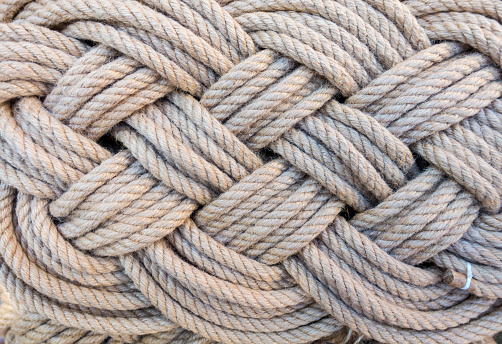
0, 0, 501, 343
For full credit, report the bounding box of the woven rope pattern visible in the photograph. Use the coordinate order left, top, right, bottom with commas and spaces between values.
0, 0, 502, 343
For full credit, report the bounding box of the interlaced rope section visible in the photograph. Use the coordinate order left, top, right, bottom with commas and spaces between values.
0, 0, 502, 343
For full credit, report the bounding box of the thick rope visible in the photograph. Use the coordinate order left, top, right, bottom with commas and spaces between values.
0, 0, 501, 343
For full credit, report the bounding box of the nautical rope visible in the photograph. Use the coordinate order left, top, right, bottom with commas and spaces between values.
0, 0, 502, 343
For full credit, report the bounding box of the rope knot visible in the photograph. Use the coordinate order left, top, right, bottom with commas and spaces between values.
0, 0, 501, 343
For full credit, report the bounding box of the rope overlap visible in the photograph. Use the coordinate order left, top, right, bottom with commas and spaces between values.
0, 0, 502, 343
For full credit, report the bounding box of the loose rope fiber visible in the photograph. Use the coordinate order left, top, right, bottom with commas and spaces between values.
0, 0, 502, 343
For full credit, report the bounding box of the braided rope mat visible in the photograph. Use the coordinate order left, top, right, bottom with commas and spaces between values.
0, 0, 502, 343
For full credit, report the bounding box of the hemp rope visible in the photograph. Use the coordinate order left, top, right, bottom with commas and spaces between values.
0, 0, 502, 343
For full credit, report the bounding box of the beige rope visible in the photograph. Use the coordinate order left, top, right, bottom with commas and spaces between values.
0, 0, 501, 343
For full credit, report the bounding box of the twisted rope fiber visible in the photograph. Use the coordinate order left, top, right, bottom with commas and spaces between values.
1, 0, 502, 343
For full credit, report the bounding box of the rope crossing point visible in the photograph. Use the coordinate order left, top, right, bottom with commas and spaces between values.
0, 0, 501, 343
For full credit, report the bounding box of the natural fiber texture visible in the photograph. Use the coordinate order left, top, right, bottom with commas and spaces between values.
0, 0, 502, 343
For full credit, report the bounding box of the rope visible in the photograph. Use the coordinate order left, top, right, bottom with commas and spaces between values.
0, 0, 501, 343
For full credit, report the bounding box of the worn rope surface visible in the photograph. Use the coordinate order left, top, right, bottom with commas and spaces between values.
0, 0, 502, 343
